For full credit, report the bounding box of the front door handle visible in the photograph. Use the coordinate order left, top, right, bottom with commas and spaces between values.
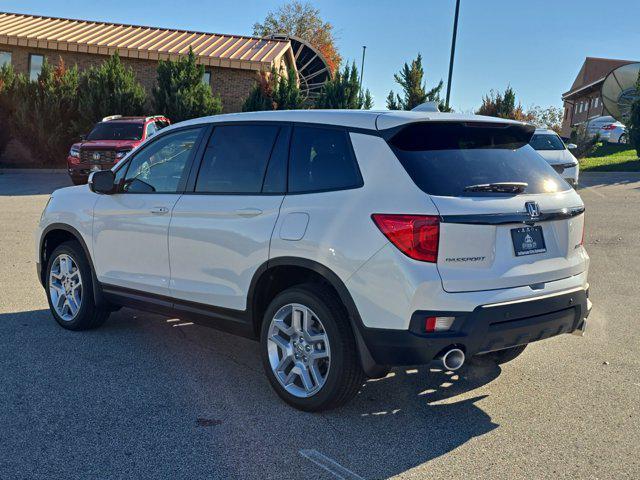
150, 206, 169, 215
234, 208, 263, 218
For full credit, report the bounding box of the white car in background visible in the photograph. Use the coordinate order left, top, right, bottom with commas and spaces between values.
530, 128, 580, 186
586, 115, 627, 144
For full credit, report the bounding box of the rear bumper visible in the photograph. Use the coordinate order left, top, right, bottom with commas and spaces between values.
359, 288, 590, 367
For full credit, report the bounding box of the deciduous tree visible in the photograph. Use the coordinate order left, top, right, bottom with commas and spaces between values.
253, 1, 340, 74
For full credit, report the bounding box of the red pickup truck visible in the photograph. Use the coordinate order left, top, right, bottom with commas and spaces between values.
67, 115, 170, 185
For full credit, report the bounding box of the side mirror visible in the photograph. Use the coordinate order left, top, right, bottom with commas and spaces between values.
89, 170, 116, 194
567, 143, 577, 150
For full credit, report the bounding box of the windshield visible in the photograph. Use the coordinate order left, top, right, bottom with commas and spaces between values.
530, 133, 566, 151
388, 122, 570, 196
87, 122, 143, 141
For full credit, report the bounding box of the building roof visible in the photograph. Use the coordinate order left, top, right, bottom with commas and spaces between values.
563, 57, 637, 100
0, 11, 294, 71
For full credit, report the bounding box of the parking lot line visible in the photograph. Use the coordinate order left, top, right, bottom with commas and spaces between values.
299, 449, 365, 480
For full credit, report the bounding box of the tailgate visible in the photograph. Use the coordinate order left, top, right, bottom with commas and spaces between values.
432, 193, 587, 293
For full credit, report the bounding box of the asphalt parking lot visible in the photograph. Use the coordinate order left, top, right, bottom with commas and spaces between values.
1, 171, 638, 479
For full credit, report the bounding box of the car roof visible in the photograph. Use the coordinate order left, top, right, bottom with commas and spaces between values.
534, 128, 559, 135
173, 110, 530, 132
103, 116, 167, 123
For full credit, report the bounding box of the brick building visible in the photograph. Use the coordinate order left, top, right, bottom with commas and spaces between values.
560, 57, 637, 137
0, 11, 296, 113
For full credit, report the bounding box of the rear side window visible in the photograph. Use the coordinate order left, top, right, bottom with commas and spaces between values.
289, 127, 362, 193
389, 122, 570, 196
196, 125, 279, 193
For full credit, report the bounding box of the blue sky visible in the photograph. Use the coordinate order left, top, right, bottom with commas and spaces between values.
4, 0, 640, 112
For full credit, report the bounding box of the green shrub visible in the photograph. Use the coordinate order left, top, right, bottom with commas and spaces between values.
152, 49, 222, 122
242, 66, 303, 112
570, 125, 600, 159
10, 58, 82, 166
76, 52, 146, 133
0, 64, 17, 157
627, 72, 640, 157
314, 62, 372, 109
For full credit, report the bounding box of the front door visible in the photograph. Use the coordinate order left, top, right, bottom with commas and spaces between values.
92, 127, 205, 295
169, 124, 288, 310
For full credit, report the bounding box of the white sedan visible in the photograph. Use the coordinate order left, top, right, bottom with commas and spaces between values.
530, 128, 579, 186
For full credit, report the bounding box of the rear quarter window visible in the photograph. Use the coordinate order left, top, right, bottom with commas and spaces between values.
388, 122, 570, 196
289, 126, 362, 193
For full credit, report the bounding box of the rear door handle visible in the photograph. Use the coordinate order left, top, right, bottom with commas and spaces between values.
150, 206, 169, 215
234, 208, 263, 218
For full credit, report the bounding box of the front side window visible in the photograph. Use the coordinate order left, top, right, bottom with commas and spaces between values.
389, 122, 570, 196
195, 125, 279, 193
122, 128, 201, 193
0, 51, 11, 67
29, 54, 44, 81
87, 122, 143, 141
289, 127, 362, 193
530, 133, 566, 151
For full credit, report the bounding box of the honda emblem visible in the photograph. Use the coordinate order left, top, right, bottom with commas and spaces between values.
525, 201, 540, 218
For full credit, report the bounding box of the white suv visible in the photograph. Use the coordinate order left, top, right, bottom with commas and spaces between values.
36, 110, 591, 411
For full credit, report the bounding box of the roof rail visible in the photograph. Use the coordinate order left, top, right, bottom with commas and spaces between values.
102, 115, 123, 122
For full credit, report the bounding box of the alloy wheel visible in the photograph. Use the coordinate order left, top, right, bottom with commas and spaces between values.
267, 303, 331, 398
49, 253, 83, 321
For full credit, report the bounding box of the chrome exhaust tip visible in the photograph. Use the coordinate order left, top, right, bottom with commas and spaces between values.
439, 348, 465, 371
572, 319, 587, 337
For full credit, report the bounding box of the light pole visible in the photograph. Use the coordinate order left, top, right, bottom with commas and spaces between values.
359, 45, 367, 90
445, 0, 461, 110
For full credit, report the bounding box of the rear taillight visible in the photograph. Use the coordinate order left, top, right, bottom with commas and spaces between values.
602, 124, 616, 130
372, 214, 440, 262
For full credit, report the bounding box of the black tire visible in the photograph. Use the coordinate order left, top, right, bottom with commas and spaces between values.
259, 284, 365, 412
45, 241, 109, 330
480, 344, 527, 365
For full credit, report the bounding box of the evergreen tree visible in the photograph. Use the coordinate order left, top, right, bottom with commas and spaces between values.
76, 52, 146, 132
153, 49, 222, 122
242, 67, 303, 111
627, 72, 640, 157
476, 86, 533, 121
10, 58, 82, 165
314, 62, 373, 110
386, 53, 447, 111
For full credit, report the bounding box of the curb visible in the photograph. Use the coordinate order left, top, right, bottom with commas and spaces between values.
0, 168, 67, 174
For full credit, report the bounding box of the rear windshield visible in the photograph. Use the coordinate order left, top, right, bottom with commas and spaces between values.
388, 122, 570, 196
530, 133, 565, 151
87, 122, 143, 141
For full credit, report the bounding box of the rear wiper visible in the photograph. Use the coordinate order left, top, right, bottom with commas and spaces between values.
463, 182, 528, 193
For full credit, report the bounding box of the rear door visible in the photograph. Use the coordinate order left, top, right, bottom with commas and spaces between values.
388, 121, 587, 293
168, 124, 288, 310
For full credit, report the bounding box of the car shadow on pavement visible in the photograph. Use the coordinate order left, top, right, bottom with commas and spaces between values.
1, 308, 502, 480
314, 360, 501, 478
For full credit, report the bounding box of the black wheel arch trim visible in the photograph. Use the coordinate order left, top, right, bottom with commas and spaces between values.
248, 256, 383, 377
39, 223, 110, 309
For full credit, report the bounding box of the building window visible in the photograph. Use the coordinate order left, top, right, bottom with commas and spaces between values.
0, 51, 11, 67
202, 70, 211, 87
594, 97, 599, 108
29, 54, 44, 81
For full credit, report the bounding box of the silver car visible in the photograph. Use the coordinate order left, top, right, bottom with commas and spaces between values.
586, 115, 627, 144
